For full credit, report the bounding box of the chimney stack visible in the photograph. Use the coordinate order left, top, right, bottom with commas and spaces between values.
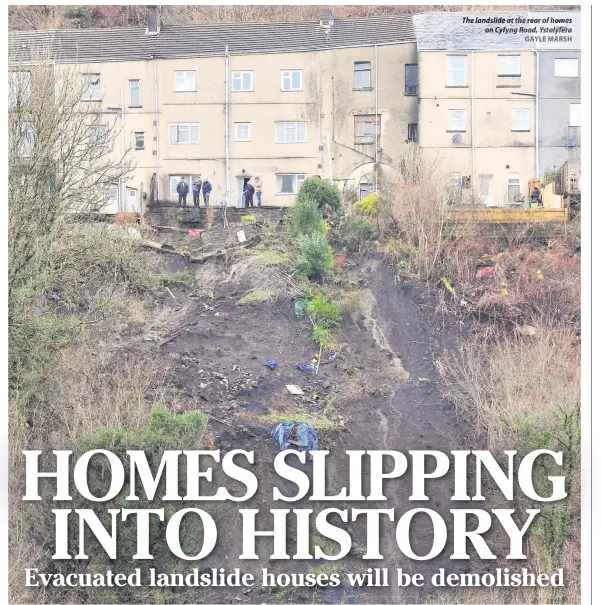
146, 5, 161, 36
319, 7, 334, 38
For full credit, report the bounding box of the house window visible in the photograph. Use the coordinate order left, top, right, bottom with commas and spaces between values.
498, 55, 521, 76
354, 62, 371, 89
135, 132, 144, 149
129, 80, 140, 106
359, 181, 374, 200
448, 110, 466, 132
127, 189, 137, 198
169, 175, 195, 195
169, 123, 199, 144
88, 124, 107, 147
275, 121, 306, 143
174, 71, 195, 92
233, 71, 253, 91
446, 55, 467, 86
508, 172, 521, 204
19, 121, 36, 157
512, 109, 530, 131
9, 71, 31, 107
82, 74, 101, 100
281, 70, 302, 91
276, 174, 306, 194
105, 186, 118, 202
235, 123, 252, 141
554, 58, 579, 77
405, 64, 418, 95
407, 123, 418, 143
354, 114, 380, 144
570, 103, 581, 127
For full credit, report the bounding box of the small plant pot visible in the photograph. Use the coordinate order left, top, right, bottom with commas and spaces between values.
334, 254, 346, 267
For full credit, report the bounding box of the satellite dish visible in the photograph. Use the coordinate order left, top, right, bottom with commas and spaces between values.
452, 134, 462, 143
567, 137, 577, 147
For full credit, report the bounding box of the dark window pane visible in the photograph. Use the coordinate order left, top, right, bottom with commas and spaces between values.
405, 64, 418, 95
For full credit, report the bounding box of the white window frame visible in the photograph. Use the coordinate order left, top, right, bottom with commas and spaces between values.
570, 103, 581, 127
354, 61, 371, 89
508, 172, 521, 204
498, 55, 521, 76
88, 124, 107, 147
359, 181, 374, 200
554, 58, 579, 78
170, 175, 195, 196
234, 122, 252, 141
129, 79, 140, 106
134, 132, 145, 149
512, 109, 530, 131
82, 73, 101, 101
276, 174, 306, 195
168, 123, 199, 144
9, 71, 31, 107
275, 121, 307, 143
174, 70, 196, 92
448, 109, 466, 132
281, 70, 303, 91
446, 55, 467, 86
19, 121, 36, 157
232, 71, 253, 92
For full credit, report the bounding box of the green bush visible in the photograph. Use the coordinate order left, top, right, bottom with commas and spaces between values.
294, 232, 334, 281
339, 215, 373, 252
305, 292, 342, 329
286, 196, 326, 237
297, 177, 341, 210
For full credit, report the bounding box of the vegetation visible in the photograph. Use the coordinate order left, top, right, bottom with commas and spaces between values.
286, 195, 326, 237
297, 176, 341, 211
294, 232, 335, 282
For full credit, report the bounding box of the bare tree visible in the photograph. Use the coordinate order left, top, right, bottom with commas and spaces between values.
8, 53, 132, 293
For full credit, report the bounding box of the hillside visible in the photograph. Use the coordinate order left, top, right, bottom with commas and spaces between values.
9, 4, 579, 31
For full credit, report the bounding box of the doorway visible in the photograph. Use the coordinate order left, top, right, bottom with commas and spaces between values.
479, 174, 493, 206
236, 175, 252, 208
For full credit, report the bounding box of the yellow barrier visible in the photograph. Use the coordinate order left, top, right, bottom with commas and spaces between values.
451, 207, 567, 223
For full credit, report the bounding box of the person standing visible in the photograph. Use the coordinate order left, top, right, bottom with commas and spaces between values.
254, 176, 262, 207
202, 178, 212, 207
243, 181, 255, 208
176, 177, 189, 207
192, 177, 202, 207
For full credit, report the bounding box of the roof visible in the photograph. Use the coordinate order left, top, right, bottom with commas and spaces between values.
413, 11, 580, 51
8, 15, 415, 63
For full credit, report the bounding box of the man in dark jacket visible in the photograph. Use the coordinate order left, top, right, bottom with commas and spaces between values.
192, 177, 202, 207
202, 179, 212, 207
243, 182, 255, 208
176, 177, 189, 207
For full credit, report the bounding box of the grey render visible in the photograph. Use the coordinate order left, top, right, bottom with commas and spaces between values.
538, 50, 581, 171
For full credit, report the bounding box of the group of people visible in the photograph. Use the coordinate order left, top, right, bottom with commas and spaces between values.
176, 177, 212, 207
176, 176, 263, 209
243, 177, 262, 208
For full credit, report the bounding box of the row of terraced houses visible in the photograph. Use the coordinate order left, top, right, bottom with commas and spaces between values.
8, 7, 581, 213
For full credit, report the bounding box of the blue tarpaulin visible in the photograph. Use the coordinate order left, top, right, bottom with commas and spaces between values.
296, 362, 314, 373
271, 421, 319, 453
264, 360, 278, 370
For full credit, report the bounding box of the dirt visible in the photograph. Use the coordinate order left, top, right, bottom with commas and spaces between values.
143, 251, 483, 604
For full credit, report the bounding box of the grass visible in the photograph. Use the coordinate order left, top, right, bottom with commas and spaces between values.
236, 288, 275, 305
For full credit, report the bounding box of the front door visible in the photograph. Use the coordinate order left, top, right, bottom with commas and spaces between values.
236, 177, 251, 208
479, 175, 493, 206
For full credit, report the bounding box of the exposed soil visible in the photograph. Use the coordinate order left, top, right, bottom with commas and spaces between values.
144, 251, 484, 604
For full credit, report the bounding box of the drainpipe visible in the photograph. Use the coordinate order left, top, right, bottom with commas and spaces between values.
471, 50, 475, 200
225, 45, 231, 206
374, 43, 379, 194
534, 49, 540, 177
120, 84, 126, 211
153, 57, 160, 200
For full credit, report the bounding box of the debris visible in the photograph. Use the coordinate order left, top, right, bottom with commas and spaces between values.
285, 385, 304, 395
188, 229, 203, 237
334, 254, 346, 267
440, 277, 455, 295
264, 360, 278, 370
236, 230, 247, 243
519, 324, 537, 337
536, 269, 544, 280
296, 362, 314, 373
271, 421, 319, 452
46, 290, 61, 302
460, 299, 468, 306
36, 310, 44, 317
321, 351, 337, 364
232, 364, 240, 372
294, 300, 304, 318
127, 226, 141, 239
165, 286, 176, 299
476, 266, 494, 279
